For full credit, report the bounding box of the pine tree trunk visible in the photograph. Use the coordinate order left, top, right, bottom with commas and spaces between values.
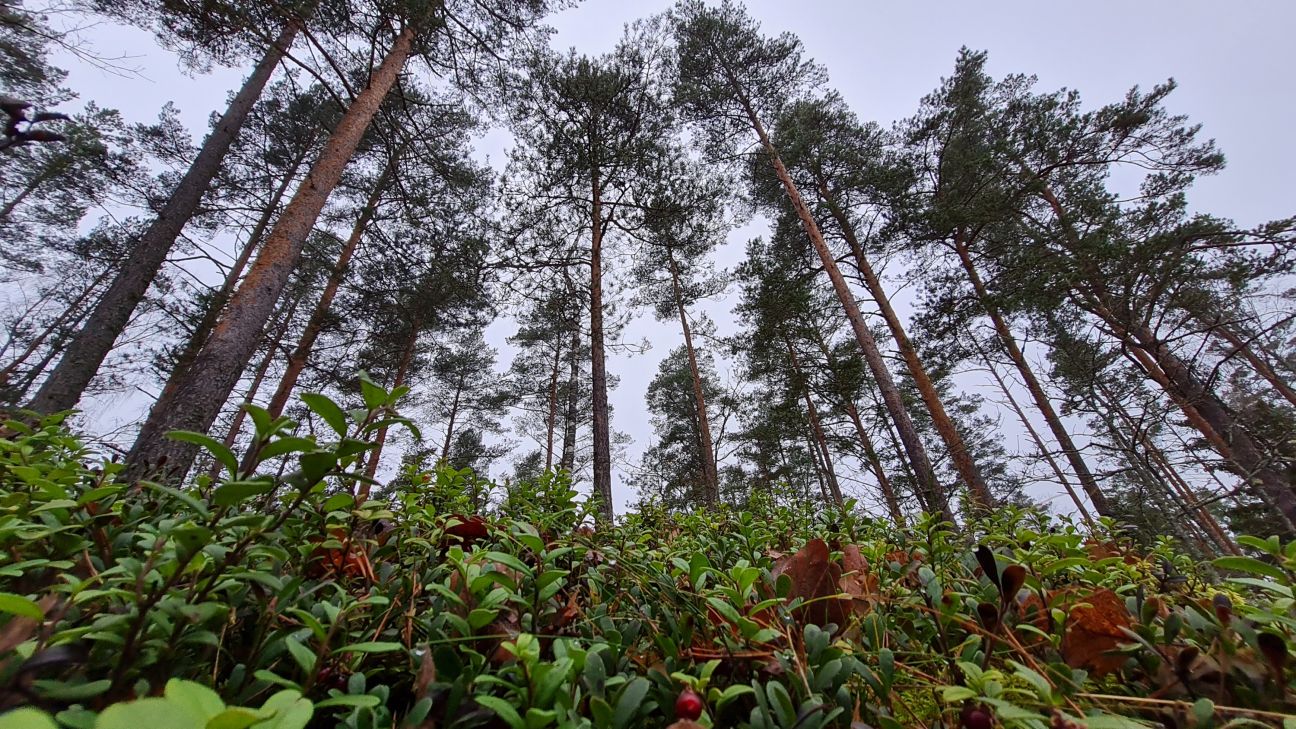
440, 378, 464, 463
0, 266, 112, 396
782, 333, 843, 506
126, 26, 415, 478
951, 233, 1111, 516
843, 399, 905, 523
589, 166, 613, 520
158, 150, 308, 410
1206, 318, 1296, 409
1038, 183, 1296, 529
724, 79, 952, 515
361, 319, 419, 489
560, 327, 579, 473
27, 20, 300, 414
544, 341, 561, 471
266, 161, 392, 419
817, 180, 992, 510
667, 251, 719, 505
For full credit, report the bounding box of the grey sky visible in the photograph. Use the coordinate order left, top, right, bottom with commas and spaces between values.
45, 1, 1296, 513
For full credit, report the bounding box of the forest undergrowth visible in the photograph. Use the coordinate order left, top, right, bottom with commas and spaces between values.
1, 385, 1294, 729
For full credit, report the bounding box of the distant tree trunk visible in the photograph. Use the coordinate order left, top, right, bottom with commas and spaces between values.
722, 74, 953, 515
950, 232, 1112, 517
817, 179, 992, 512
843, 399, 905, 523
1203, 317, 1296, 409
782, 333, 843, 506
159, 150, 308, 410
440, 376, 464, 463
589, 166, 613, 520
978, 344, 1096, 528
126, 25, 415, 479
362, 318, 419, 490
544, 341, 561, 471
266, 161, 392, 419
0, 266, 112, 399
1038, 183, 1296, 530
667, 251, 719, 505
560, 327, 580, 473
28, 20, 300, 414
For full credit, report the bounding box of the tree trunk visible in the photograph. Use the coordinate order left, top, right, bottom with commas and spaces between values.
544, 341, 561, 471
1205, 318, 1296, 409
843, 399, 905, 523
266, 161, 392, 419
440, 377, 464, 463
362, 319, 419, 488
0, 266, 113, 395
667, 251, 719, 505
818, 180, 992, 511
157, 149, 308, 410
126, 26, 415, 478
560, 327, 579, 473
589, 166, 613, 520
206, 298, 300, 482
726, 79, 951, 515
950, 232, 1112, 516
28, 20, 300, 414
782, 333, 843, 507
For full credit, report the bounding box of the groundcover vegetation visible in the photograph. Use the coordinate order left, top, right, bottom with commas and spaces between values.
1, 387, 1294, 728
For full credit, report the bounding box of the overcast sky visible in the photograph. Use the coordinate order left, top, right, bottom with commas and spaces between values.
49, 1, 1296, 512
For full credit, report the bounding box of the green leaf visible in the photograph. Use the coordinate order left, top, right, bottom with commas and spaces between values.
256, 690, 313, 729
0, 708, 57, 729
358, 372, 387, 411
299, 451, 335, 485
284, 636, 316, 675
301, 393, 348, 437
97, 698, 202, 729
475, 696, 526, 729
940, 686, 977, 703
166, 679, 226, 723
213, 480, 276, 508
0, 591, 43, 619
613, 677, 649, 729
30, 679, 110, 701
256, 437, 318, 463
1213, 556, 1287, 582
333, 641, 404, 655
167, 431, 237, 478
206, 708, 268, 729
313, 695, 381, 710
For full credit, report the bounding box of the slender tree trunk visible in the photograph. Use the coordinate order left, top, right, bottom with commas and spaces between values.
28, 20, 301, 414
544, 341, 561, 471
206, 297, 300, 481
266, 161, 392, 419
589, 166, 613, 520
667, 251, 719, 505
1205, 318, 1296, 409
782, 333, 843, 506
158, 148, 309, 409
978, 345, 1096, 528
1038, 182, 1296, 529
723, 76, 953, 515
950, 232, 1112, 516
0, 266, 112, 392
440, 377, 464, 463
126, 26, 415, 478
818, 180, 991, 510
362, 320, 419, 488
0, 162, 60, 222
560, 327, 579, 473
843, 399, 905, 523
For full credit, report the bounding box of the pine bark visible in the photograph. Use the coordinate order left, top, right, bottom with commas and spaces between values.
589, 166, 614, 520
950, 232, 1112, 516
265, 161, 392, 419
667, 251, 719, 505
817, 180, 993, 511
126, 26, 415, 478
28, 20, 300, 414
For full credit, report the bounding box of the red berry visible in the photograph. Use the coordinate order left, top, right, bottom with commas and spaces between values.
675, 688, 704, 720
960, 705, 993, 729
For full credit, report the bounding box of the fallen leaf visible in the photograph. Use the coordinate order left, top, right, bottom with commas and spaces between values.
1060, 589, 1132, 677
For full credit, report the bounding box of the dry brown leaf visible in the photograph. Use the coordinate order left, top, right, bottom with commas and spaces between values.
1061, 588, 1132, 677
771, 538, 849, 631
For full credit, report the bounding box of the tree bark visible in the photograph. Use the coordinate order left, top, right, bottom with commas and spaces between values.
440, 376, 464, 463
782, 333, 843, 506
28, 20, 300, 414
560, 326, 580, 473
667, 251, 719, 505
724, 77, 952, 515
950, 232, 1112, 516
362, 319, 419, 487
125, 25, 415, 478
589, 165, 613, 520
817, 180, 993, 511
158, 148, 309, 410
265, 160, 392, 419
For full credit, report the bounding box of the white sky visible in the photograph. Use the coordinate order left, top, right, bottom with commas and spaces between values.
42, 0, 1296, 514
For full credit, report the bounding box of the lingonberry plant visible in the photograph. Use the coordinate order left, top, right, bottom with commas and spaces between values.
0, 379, 1293, 727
